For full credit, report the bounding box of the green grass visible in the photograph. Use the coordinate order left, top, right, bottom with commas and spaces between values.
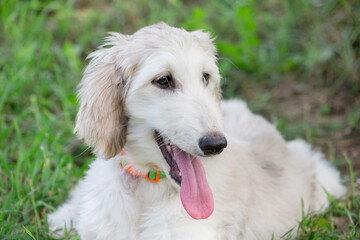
1, 0, 359, 239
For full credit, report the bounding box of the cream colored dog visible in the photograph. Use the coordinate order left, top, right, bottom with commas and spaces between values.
48, 23, 345, 239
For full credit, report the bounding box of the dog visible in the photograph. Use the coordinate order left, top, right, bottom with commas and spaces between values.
48, 23, 345, 239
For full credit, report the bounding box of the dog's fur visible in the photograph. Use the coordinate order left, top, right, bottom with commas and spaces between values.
48, 23, 345, 239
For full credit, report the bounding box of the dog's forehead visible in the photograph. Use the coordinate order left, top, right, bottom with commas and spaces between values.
131, 45, 218, 89
124, 24, 219, 92
130, 23, 216, 63
133, 23, 204, 48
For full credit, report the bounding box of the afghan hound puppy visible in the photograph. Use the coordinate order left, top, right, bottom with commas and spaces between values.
48, 23, 345, 240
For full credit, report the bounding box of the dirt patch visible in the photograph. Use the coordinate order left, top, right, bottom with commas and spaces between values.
255, 78, 360, 177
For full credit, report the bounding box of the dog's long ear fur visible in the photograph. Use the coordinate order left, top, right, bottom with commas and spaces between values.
74, 33, 134, 159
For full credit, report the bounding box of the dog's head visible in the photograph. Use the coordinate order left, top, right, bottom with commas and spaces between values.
75, 23, 227, 219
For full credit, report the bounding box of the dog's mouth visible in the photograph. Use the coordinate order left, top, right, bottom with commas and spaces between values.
154, 130, 214, 220
154, 131, 182, 185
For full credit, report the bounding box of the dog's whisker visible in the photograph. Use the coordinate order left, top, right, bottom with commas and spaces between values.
74, 145, 93, 158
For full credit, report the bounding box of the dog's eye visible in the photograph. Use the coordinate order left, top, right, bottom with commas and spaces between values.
153, 75, 173, 89
202, 73, 210, 86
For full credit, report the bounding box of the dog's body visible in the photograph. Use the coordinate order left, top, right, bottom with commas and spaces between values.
48, 23, 345, 239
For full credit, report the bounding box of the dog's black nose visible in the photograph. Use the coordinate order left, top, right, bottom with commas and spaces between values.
199, 133, 227, 156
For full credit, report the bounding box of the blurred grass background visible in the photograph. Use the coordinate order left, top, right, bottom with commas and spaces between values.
0, 0, 359, 239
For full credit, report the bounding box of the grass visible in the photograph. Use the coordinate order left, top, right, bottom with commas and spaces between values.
0, 0, 359, 239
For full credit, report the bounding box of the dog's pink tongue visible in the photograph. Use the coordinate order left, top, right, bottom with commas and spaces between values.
172, 146, 214, 219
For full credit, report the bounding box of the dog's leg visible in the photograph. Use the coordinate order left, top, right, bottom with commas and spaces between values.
48, 158, 140, 240
137, 198, 218, 240
48, 180, 84, 239
74, 158, 140, 240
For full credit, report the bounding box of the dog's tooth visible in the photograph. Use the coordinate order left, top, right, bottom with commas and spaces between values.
179, 172, 182, 177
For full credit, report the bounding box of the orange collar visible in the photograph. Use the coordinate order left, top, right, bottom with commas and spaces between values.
119, 150, 166, 183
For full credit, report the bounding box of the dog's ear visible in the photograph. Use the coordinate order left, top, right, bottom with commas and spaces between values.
190, 30, 217, 57
74, 33, 135, 159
